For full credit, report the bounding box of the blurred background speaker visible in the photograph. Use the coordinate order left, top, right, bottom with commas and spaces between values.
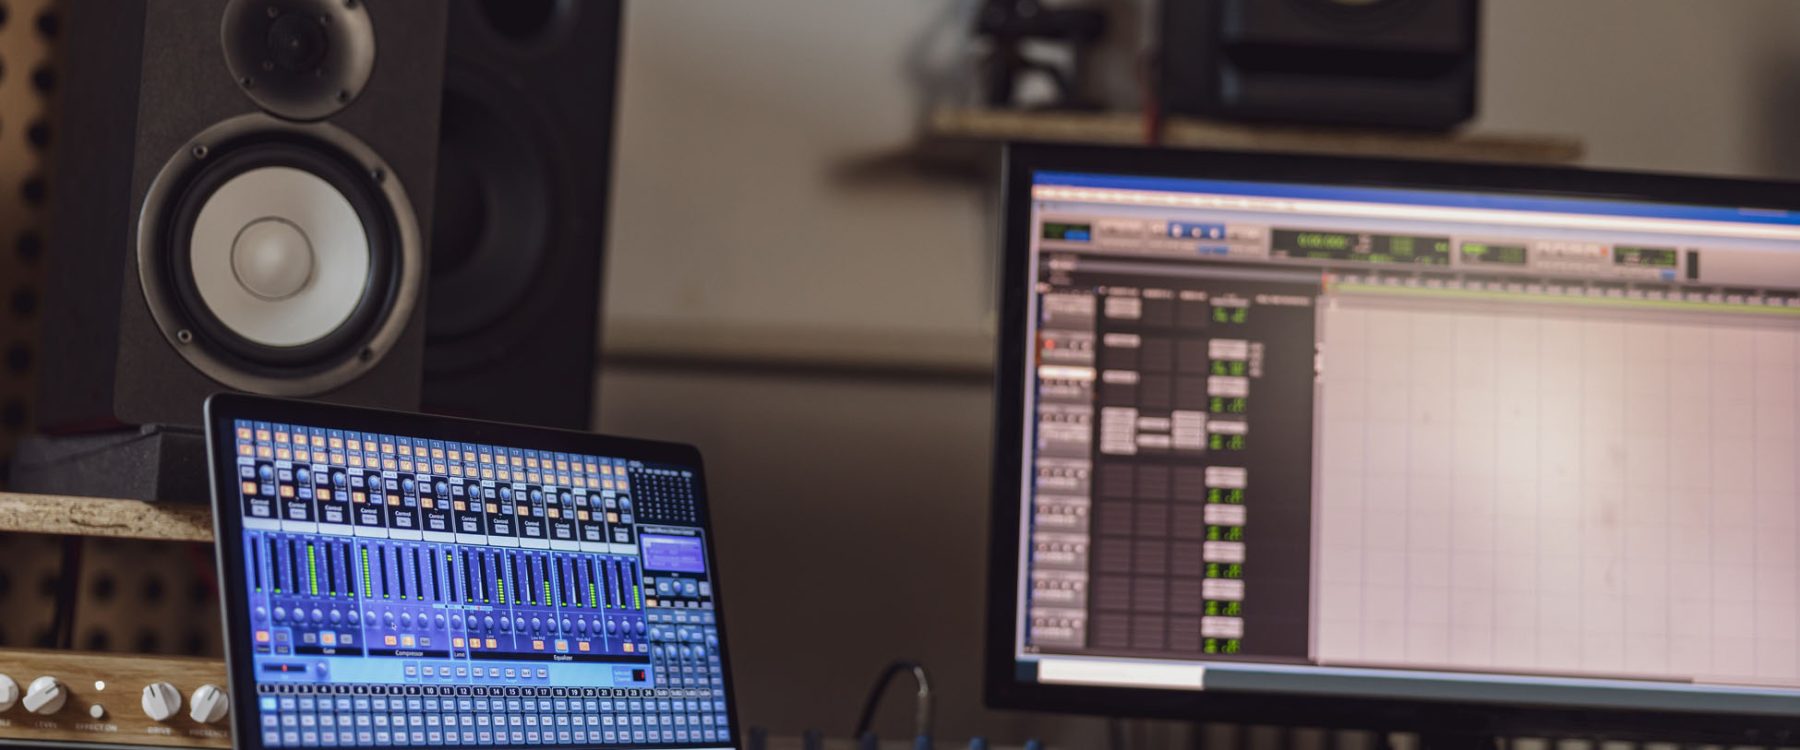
421, 0, 623, 431
16, 0, 447, 500
1159, 0, 1480, 130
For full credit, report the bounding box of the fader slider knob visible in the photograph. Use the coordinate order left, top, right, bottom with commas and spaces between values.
23, 676, 66, 715
141, 682, 182, 722
189, 684, 229, 724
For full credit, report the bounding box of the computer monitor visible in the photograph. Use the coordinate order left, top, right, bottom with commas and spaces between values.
205, 394, 738, 750
986, 145, 1800, 740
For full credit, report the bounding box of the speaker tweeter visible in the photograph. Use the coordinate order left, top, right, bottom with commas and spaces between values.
220, 0, 376, 122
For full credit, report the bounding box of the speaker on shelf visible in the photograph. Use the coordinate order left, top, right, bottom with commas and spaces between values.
421, 0, 622, 431
1158, 0, 1480, 130
18, 0, 447, 500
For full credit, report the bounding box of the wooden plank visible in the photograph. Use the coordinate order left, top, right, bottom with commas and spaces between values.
0, 492, 213, 542
928, 107, 1585, 164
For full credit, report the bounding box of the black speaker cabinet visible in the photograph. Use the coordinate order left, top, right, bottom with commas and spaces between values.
1159, 0, 1479, 130
421, 0, 622, 430
36, 0, 448, 432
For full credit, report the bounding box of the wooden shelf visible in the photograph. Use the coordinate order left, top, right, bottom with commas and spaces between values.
927, 107, 1585, 164
0, 491, 213, 542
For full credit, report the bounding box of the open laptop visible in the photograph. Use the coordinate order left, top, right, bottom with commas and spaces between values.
205, 393, 739, 750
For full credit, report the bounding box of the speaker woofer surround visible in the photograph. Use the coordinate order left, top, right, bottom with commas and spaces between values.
424, 64, 571, 375
221, 0, 377, 122
137, 113, 422, 396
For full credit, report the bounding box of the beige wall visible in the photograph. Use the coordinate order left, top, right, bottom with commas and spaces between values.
598, 1, 1800, 742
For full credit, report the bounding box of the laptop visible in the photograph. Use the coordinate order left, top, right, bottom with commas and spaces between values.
205, 393, 740, 750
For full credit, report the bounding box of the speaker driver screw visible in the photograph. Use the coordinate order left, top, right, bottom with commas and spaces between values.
176, 329, 194, 344
191, 145, 209, 159
369, 167, 385, 183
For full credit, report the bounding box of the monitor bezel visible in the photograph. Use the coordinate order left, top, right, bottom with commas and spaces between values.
985, 142, 1800, 743
206, 392, 742, 750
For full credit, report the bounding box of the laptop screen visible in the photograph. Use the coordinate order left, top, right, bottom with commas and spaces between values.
208, 395, 735, 750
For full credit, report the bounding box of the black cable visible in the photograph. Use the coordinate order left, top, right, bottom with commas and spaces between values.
852, 659, 934, 740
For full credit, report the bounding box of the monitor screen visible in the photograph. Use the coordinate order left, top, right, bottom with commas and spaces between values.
211, 398, 733, 750
994, 149, 1800, 723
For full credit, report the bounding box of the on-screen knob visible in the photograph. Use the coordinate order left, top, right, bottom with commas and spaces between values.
189, 684, 230, 724
23, 676, 66, 715
141, 682, 182, 722
0, 674, 18, 712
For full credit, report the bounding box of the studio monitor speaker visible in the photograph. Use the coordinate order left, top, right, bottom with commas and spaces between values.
1159, 0, 1479, 129
421, 0, 622, 431
35, 0, 448, 432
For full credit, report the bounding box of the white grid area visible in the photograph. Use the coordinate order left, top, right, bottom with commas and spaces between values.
1313, 298, 1800, 688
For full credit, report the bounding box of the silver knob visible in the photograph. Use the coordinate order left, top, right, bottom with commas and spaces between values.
189, 684, 229, 724
141, 682, 182, 722
23, 676, 67, 715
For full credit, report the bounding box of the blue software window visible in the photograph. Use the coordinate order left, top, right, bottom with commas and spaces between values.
230, 421, 728, 748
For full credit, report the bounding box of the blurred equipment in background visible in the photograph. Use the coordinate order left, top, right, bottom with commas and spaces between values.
1158, 0, 1479, 129
16, 0, 448, 501
423, 0, 622, 431
973, 0, 1109, 110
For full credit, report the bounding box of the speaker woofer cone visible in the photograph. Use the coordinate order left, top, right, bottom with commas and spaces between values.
138, 114, 422, 396
166, 142, 394, 367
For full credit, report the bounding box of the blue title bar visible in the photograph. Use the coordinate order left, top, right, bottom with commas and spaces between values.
1033, 170, 1800, 228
